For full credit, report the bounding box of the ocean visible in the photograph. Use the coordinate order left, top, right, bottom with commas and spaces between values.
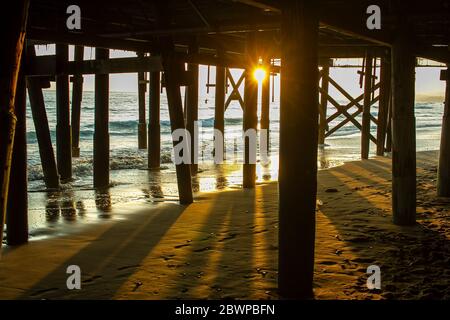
23, 89, 444, 239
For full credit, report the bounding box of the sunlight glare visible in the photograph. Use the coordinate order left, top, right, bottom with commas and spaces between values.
253, 67, 266, 83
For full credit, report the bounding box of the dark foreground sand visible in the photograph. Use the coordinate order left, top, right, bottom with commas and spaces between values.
0, 151, 449, 299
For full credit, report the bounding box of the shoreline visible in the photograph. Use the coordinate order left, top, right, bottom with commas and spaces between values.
0, 150, 448, 299
23, 143, 384, 242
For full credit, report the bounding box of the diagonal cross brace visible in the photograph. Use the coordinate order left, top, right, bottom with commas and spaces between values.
224, 68, 245, 110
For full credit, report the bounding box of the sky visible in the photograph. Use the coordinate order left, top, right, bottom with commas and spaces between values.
36, 45, 447, 98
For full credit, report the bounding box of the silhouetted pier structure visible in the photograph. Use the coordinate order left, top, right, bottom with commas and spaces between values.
1, 0, 449, 299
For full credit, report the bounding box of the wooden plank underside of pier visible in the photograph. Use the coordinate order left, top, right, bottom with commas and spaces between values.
26, 0, 450, 64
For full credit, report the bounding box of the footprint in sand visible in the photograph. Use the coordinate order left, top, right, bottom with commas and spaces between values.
218, 233, 238, 242
174, 243, 191, 249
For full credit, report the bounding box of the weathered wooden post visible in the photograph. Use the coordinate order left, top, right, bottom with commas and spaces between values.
148, 66, 161, 169
318, 62, 330, 145
214, 51, 226, 160
260, 59, 271, 152
385, 95, 393, 152
7, 60, 28, 245
71, 45, 84, 158
93, 48, 110, 189
0, 0, 29, 247
376, 53, 391, 156
137, 52, 148, 150
437, 67, 450, 197
243, 34, 258, 188
391, 27, 416, 225
27, 46, 60, 189
159, 37, 193, 204
186, 39, 199, 173
361, 52, 373, 159
56, 44, 72, 181
279, 0, 318, 299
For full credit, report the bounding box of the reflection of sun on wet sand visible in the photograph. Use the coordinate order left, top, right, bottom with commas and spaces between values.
0, 151, 449, 299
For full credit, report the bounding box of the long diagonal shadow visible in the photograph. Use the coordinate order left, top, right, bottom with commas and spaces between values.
19, 204, 188, 299
315, 156, 450, 299
209, 188, 256, 298
162, 184, 260, 299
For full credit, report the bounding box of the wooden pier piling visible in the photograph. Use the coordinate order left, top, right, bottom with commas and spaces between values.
148, 68, 161, 169
0, 0, 29, 247
376, 53, 391, 156
391, 29, 416, 226
243, 34, 258, 189
361, 52, 373, 159
279, 0, 318, 299
214, 52, 226, 161
93, 48, 110, 189
7, 62, 28, 245
55, 44, 72, 181
137, 53, 148, 150
186, 39, 199, 173
71, 45, 84, 157
27, 46, 60, 189
437, 67, 450, 197
160, 37, 193, 204
260, 59, 271, 152
385, 97, 393, 152
318, 63, 330, 145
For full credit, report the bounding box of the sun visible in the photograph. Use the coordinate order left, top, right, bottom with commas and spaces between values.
253, 67, 266, 83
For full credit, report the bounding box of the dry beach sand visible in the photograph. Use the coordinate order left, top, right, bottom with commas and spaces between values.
0, 150, 449, 300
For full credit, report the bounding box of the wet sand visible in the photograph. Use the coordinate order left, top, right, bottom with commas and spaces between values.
0, 151, 449, 299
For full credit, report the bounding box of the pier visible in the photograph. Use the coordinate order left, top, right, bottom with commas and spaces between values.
0, 0, 449, 299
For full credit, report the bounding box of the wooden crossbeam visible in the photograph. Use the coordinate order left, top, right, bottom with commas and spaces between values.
328, 75, 380, 111
319, 87, 364, 133
224, 68, 245, 110
320, 77, 379, 144
27, 55, 162, 76
325, 82, 380, 123
326, 91, 365, 123
327, 74, 380, 115
326, 108, 362, 137
326, 98, 379, 139
26, 51, 278, 77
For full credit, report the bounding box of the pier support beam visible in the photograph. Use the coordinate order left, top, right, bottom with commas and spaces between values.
27, 46, 60, 189
56, 44, 72, 181
160, 41, 193, 204
214, 52, 226, 160
437, 67, 450, 197
361, 52, 373, 159
243, 34, 258, 188
279, 0, 318, 299
391, 30, 416, 225
7, 63, 28, 245
376, 53, 391, 156
260, 59, 271, 152
137, 53, 148, 150
71, 45, 84, 157
385, 99, 392, 152
318, 63, 330, 145
93, 48, 110, 189
186, 39, 199, 173
0, 0, 29, 246
148, 68, 161, 169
